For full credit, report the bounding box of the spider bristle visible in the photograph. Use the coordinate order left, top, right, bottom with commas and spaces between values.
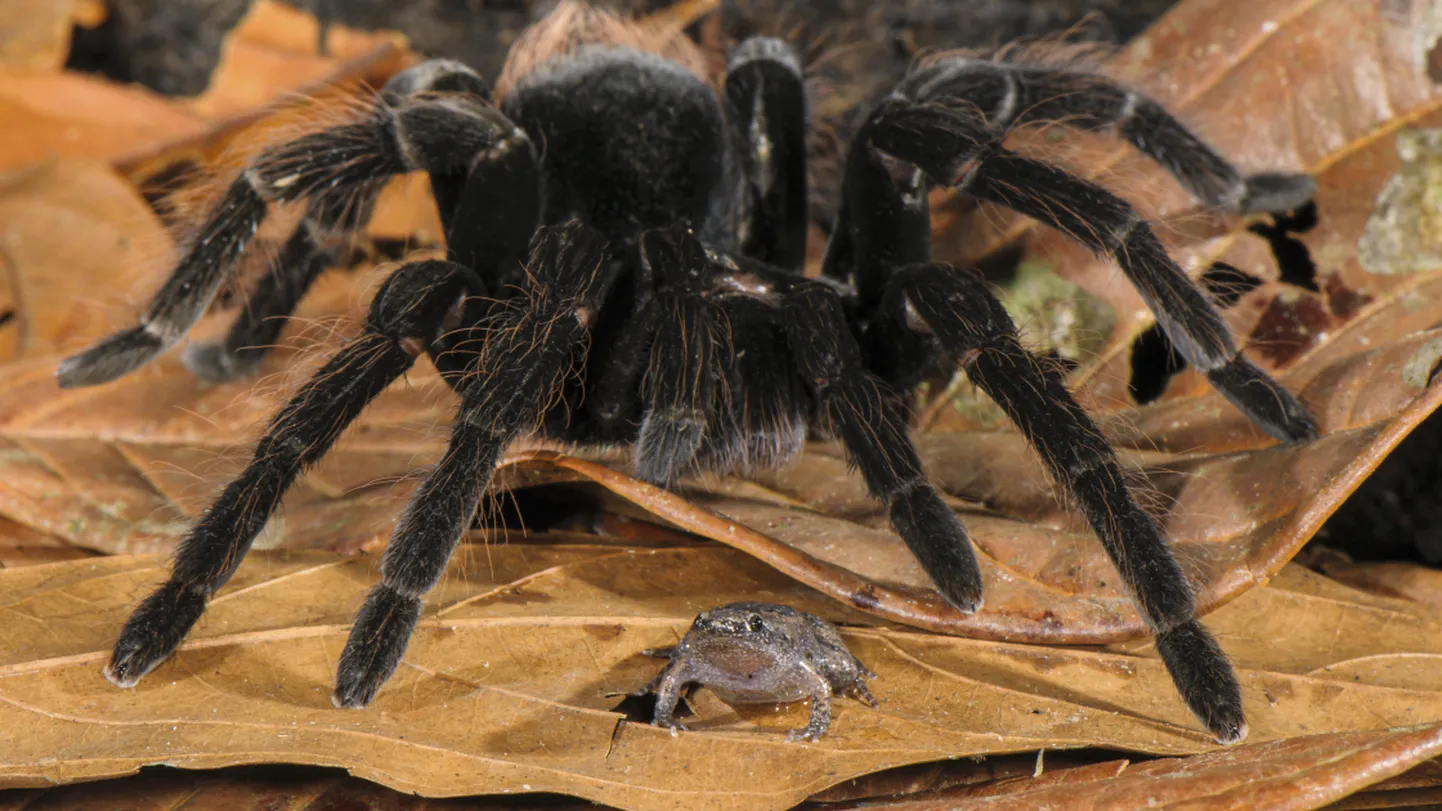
494, 1, 709, 99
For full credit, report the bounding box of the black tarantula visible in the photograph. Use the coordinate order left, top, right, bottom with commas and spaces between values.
59, 3, 1317, 744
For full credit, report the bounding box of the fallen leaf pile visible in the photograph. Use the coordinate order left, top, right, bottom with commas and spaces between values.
3, 0, 1442, 809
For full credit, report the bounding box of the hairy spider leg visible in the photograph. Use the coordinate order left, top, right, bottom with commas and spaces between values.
861, 93, 1317, 442
725, 36, 809, 270
632, 227, 731, 485
893, 262, 1245, 744
833, 91, 1248, 743
897, 59, 1317, 214
781, 282, 985, 613
55, 61, 505, 389
105, 258, 482, 688
693, 287, 809, 476
182, 188, 381, 382
333, 223, 617, 708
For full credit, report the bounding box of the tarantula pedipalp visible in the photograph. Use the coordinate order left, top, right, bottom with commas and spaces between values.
60, 4, 1318, 744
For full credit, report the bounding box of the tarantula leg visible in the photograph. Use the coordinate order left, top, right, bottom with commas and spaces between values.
781, 282, 983, 613
58, 59, 517, 388
181, 220, 330, 382
962, 153, 1317, 442
892, 262, 1245, 744
182, 180, 388, 382
725, 37, 809, 269
694, 293, 808, 475
900, 60, 1315, 214
57, 125, 407, 388
632, 227, 730, 485
105, 259, 481, 688
588, 300, 657, 432
334, 222, 616, 708
863, 102, 1315, 441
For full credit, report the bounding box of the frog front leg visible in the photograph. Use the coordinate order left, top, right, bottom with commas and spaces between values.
649, 653, 694, 736
787, 668, 835, 743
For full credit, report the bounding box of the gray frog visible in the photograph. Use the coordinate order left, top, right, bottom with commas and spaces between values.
643, 602, 877, 742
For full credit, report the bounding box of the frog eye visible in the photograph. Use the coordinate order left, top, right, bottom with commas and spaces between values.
746, 613, 765, 633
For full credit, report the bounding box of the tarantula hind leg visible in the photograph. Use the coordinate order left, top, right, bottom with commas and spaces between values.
106, 259, 482, 688
334, 222, 616, 708
899, 59, 1316, 216
781, 282, 984, 613
892, 262, 1245, 744
865, 100, 1316, 443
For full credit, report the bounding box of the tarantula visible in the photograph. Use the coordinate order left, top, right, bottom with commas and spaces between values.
60, 3, 1317, 744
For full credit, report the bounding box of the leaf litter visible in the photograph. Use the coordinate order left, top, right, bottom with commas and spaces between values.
2, 0, 1442, 808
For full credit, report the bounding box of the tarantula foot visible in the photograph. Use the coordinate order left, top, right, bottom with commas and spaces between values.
1206, 357, 1319, 444
57, 326, 167, 388
1155, 620, 1248, 745
890, 486, 985, 613
105, 580, 209, 687
1235, 172, 1316, 215
333, 584, 423, 708
636, 409, 706, 485
182, 342, 265, 383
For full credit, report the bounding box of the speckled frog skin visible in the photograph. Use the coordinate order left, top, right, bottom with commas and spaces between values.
644, 602, 877, 742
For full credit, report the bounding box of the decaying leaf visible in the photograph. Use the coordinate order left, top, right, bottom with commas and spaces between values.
2, 550, 1442, 810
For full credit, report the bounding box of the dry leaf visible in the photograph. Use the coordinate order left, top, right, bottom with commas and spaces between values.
0, 0, 85, 70
0, 70, 209, 174
2, 550, 1442, 810
0, 160, 175, 362
856, 726, 1442, 809
186, 0, 414, 121
928, 0, 1442, 424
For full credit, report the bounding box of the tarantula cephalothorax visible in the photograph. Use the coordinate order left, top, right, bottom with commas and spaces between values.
60, 5, 1318, 744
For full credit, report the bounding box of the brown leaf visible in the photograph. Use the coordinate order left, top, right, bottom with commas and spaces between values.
861, 726, 1442, 809
0, 272, 1437, 639
0, 0, 84, 70
0, 160, 175, 362
0, 70, 209, 174
3, 551, 1442, 809
928, 0, 1442, 422
186, 0, 414, 121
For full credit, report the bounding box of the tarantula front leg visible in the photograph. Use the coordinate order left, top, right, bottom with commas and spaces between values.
629, 227, 732, 485
864, 101, 1318, 442
781, 282, 984, 613
57, 60, 511, 388
333, 222, 616, 707
900, 59, 1315, 215
106, 258, 482, 687
725, 37, 809, 269
891, 262, 1245, 743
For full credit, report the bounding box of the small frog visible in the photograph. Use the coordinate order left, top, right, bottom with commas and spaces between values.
642, 602, 877, 742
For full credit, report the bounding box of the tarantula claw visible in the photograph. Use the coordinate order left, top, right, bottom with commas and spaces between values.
105, 579, 209, 687
333, 585, 423, 708
1236, 172, 1317, 215
1155, 620, 1248, 745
